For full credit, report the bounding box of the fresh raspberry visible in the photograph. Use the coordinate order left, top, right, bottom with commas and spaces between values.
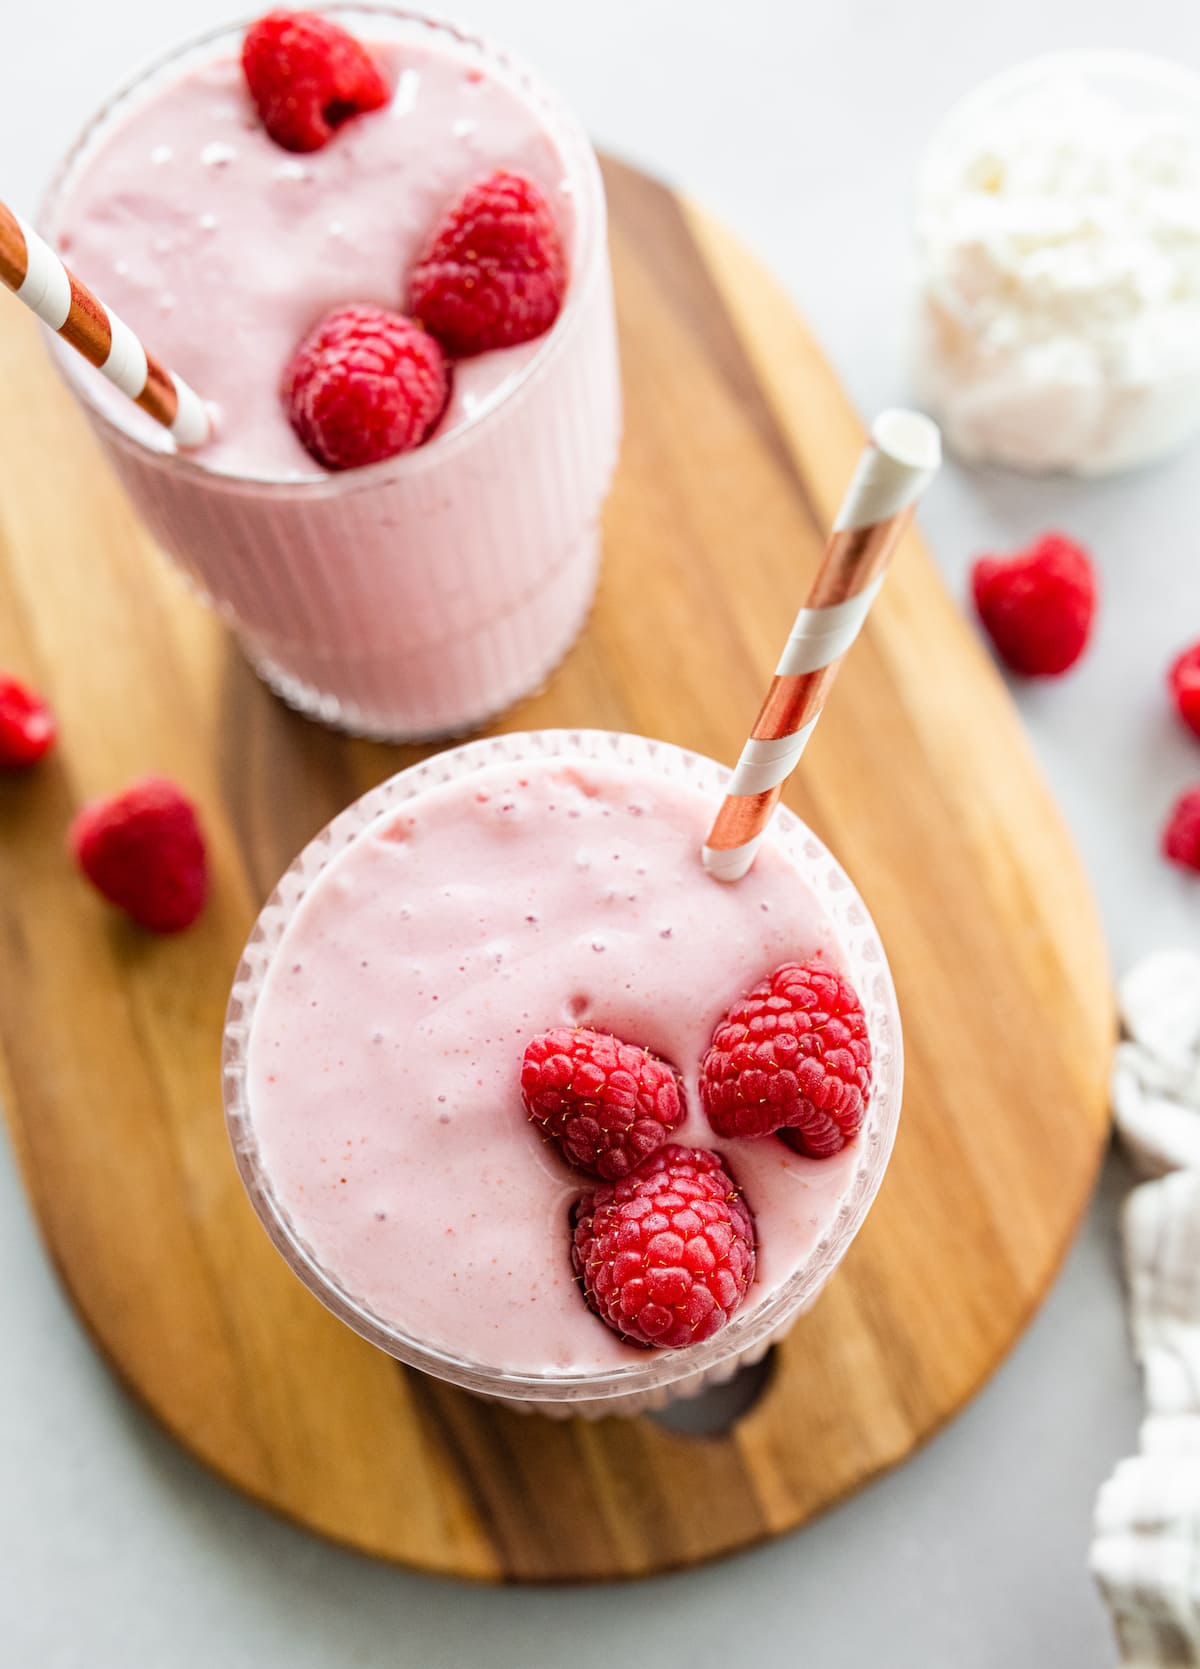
1164, 787, 1200, 873
700, 960, 871, 1157
70, 777, 208, 933
0, 675, 55, 769
971, 533, 1097, 677
242, 10, 389, 153
1169, 644, 1200, 741
570, 1145, 756, 1349
283, 305, 448, 470
407, 170, 567, 356
521, 1027, 685, 1180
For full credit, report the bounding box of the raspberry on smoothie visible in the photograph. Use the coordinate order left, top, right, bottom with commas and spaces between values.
47, 9, 621, 740
52, 12, 585, 479
283, 304, 449, 469
571, 1144, 757, 1349
701, 961, 872, 1156
521, 1027, 686, 1181
242, 9, 390, 153
408, 168, 568, 355
240, 750, 881, 1378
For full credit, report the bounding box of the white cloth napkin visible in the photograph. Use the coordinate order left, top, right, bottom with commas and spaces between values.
1092, 952, 1200, 1663
1113, 952, 1200, 1178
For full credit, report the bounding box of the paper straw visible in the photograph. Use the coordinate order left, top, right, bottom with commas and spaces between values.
0, 199, 209, 449
703, 408, 941, 882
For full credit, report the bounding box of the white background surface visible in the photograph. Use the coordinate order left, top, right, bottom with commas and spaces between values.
3, 0, 1199, 1662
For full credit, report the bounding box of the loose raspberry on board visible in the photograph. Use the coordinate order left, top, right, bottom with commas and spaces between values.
70, 777, 208, 933
0, 675, 56, 770
571, 1145, 756, 1349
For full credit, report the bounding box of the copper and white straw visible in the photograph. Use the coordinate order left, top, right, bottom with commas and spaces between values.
703, 408, 941, 882
0, 200, 209, 449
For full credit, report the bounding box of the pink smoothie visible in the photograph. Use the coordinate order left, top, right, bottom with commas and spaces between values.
53, 38, 576, 477
44, 11, 620, 738
244, 753, 866, 1375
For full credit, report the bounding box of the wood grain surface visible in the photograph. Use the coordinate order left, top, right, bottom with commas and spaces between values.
0, 159, 1113, 1581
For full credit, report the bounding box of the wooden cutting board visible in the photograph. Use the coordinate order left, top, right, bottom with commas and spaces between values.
0, 158, 1113, 1582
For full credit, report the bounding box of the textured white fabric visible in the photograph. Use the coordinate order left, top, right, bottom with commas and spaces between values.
1113, 954, 1200, 1177
1093, 952, 1200, 1664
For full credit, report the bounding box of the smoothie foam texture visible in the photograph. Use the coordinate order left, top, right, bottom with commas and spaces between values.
243, 750, 886, 1377
49, 15, 619, 741
55, 19, 581, 477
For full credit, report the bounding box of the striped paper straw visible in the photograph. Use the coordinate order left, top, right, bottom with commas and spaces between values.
703, 408, 941, 882
0, 199, 209, 449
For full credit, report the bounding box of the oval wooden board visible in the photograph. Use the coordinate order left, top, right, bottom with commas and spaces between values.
0, 158, 1113, 1582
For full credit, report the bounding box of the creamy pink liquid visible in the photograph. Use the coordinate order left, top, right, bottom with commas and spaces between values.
54, 41, 575, 477
45, 17, 621, 738
246, 755, 862, 1374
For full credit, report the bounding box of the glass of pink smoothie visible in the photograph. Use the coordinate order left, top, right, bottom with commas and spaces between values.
222, 730, 903, 1418
40, 9, 620, 740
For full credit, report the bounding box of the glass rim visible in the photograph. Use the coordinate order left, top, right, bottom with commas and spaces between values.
221, 728, 905, 1407
39, 3, 608, 497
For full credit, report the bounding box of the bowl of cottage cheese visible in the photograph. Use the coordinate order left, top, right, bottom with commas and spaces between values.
914, 51, 1200, 475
